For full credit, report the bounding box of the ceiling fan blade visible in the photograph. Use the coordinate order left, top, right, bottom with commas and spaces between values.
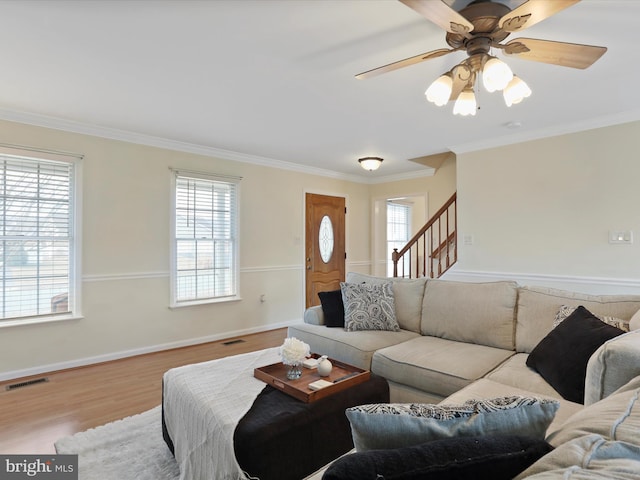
355, 48, 457, 79
499, 0, 580, 32
503, 38, 606, 69
399, 0, 473, 36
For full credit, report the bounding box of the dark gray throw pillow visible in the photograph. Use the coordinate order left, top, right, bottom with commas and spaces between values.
321, 435, 553, 480
526, 305, 624, 404
318, 290, 345, 328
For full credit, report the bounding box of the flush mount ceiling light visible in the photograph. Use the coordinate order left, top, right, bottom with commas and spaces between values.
358, 156, 383, 171
356, 0, 606, 117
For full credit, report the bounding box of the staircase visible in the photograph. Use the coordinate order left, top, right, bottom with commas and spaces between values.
392, 192, 457, 279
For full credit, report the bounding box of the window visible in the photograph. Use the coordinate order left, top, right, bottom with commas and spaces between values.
171, 170, 240, 306
387, 201, 411, 276
0, 148, 79, 324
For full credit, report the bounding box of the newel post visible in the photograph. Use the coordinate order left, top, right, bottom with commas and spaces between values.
392, 248, 399, 277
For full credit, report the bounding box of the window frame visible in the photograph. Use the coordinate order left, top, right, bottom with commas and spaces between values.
0, 145, 82, 328
386, 201, 411, 277
169, 169, 241, 308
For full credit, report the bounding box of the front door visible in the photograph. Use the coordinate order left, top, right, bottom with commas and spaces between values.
305, 193, 346, 308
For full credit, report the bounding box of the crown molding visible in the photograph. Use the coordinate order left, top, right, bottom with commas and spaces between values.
0, 108, 407, 184
450, 109, 640, 155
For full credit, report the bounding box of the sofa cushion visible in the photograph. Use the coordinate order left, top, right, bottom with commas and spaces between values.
341, 282, 399, 332
287, 323, 420, 370
420, 280, 518, 350
526, 306, 624, 404
516, 434, 640, 480
373, 336, 515, 398
585, 329, 640, 405
346, 272, 427, 333
345, 396, 559, 451
546, 375, 640, 448
516, 286, 640, 353
442, 378, 583, 438
485, 354, 564, 400
322, 435, 552, 480
318, 290, 344, 328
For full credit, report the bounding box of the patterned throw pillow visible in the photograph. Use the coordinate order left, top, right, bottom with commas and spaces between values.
340, 282, 399, 332
553, 305, 629, 332
345, 396, 559, 451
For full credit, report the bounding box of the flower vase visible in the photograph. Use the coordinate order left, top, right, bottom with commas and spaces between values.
286, 362, 302, 380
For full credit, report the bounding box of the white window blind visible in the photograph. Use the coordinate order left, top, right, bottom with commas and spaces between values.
172, 171, 240, 305
1, 152, 76, 321
387, 201, 410, 276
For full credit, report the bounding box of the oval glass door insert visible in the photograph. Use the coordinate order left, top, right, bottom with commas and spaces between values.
319, 215, 334, 263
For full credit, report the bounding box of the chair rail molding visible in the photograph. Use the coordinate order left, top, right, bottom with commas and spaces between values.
443, 268, 640, 295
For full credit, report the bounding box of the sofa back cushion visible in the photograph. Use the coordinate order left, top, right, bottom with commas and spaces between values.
421, 280, 518, 350
516, 286, 640, 353
346, 272, 427, 333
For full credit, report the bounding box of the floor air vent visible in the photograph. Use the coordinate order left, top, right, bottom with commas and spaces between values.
6, 377, 49, 391
222, 339, 245, 346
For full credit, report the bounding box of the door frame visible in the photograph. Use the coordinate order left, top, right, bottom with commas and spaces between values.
302, 189, 349, 305
371, 192, 428, 277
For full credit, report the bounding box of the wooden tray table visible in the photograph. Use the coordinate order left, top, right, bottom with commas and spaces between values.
254, 353, 370, 403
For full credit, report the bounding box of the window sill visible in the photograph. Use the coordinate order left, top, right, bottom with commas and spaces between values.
169, 296, 242, 309
0, 314, 84, 329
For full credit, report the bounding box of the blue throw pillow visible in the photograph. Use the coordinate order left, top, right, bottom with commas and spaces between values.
322, 435, 552, 480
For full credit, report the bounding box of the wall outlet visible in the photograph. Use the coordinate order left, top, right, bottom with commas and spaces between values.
463, 234, 474, 246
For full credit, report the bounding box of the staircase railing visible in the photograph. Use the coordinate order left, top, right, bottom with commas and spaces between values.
392, 192, 456, 278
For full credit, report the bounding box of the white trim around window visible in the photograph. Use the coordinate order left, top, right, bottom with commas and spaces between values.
169, 168, 241, 308
0, 144, 83, 327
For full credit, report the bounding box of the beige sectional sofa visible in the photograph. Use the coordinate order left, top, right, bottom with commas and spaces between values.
289, 273, 640, 478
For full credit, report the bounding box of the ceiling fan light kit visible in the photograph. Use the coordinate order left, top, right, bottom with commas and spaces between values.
452, 87, 477, 117
358, 156, 384, 171
481, 56, 513, 93
503, 75, 532, 107
425, 73, 453, 106
358, 0, 606, 117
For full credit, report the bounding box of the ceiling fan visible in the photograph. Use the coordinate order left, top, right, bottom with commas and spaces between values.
356, 0, 607, 115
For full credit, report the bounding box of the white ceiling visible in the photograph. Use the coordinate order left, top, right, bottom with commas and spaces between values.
0, 0, 638, 182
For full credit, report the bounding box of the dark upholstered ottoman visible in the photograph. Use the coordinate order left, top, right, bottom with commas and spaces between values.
233, 374, 389, 480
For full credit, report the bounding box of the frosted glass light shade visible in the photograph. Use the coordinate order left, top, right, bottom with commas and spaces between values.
482, 57, 513, 92
503, 76, 532, 106
358, 156, 383, 171
453, 88, 477, 116
425, 74, 453, 106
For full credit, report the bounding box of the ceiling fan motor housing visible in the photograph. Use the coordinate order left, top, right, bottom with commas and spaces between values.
446, 0, 511, 50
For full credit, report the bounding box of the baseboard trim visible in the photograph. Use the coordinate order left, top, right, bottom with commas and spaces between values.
0, 320, 298, 382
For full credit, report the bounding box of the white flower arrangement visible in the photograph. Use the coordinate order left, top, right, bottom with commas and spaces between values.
279, 337, 310, 366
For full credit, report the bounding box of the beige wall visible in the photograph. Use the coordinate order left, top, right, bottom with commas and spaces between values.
0, 120, 440, 379
0, 120, 376, 377
369, 156, 457, 276
455, 121, 640, 290
11, 118, 639, 378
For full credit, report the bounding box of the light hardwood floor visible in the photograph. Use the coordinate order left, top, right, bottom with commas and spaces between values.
0, 328, 287, 454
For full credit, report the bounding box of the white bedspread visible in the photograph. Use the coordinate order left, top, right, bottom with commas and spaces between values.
162, 347, 282, 480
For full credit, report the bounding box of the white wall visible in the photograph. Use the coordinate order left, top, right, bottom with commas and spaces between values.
450, 121, 640, 294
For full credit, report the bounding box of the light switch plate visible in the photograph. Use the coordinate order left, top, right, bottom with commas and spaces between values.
609, 231, 633, 244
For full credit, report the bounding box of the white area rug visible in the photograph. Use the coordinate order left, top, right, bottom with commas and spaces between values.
55, 406, 180, 480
